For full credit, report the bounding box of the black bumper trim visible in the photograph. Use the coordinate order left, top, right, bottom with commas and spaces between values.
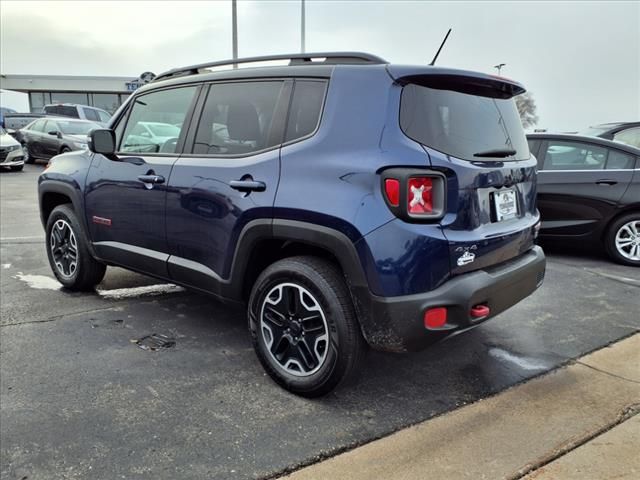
352, 246, 546, 352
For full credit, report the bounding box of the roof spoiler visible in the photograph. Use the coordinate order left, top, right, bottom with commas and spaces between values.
388, 66, 526, 99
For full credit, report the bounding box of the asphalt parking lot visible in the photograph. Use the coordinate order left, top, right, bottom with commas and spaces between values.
1, 164, 639, 480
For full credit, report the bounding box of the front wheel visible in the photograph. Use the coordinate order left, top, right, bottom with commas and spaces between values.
248, 256, 366, 397
10, 165, 23, 172
46, 204, 107, 290
605, 213, 640, 267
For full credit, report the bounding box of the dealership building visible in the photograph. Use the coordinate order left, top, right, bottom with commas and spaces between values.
0, 73, 154, 114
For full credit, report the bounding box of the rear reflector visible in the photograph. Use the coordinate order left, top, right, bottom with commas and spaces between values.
424, 307, 447, 329
384, 178, 400, 207
408, 177, 433, 214
470, 304, 490, 319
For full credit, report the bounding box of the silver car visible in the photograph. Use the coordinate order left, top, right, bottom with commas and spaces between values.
0, 126, 25, 171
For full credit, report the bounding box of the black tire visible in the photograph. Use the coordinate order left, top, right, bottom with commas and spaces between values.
22, 143, 35, 164
248, 256, 367, 397
604, 212, 640, 267
60, 147, 71, 154
46, 204, 107, 290
10, 165, 23, 172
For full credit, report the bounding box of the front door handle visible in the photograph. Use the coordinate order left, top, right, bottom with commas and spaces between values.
596, 180, 617, 186
138, 174, 165, 185
229, 179, 266, 192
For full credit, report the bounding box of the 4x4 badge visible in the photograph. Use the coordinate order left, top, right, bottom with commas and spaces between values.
457, 250, 476, 266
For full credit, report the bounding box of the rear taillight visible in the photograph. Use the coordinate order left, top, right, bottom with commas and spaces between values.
408, 177, 433, 215
382, 169, 446, 222
384, 179, 400, 207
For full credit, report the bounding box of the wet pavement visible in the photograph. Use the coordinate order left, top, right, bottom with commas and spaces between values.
2, 165, 639, 480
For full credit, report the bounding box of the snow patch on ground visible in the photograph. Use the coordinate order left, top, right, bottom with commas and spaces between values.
14, 273, 61, 290
2, 264, 11, 269
97, 284, 184, 300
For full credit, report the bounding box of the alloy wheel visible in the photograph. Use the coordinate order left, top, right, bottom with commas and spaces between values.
260, 282, 329, 377
615, 220, 640, 261
50, 219, 78, 278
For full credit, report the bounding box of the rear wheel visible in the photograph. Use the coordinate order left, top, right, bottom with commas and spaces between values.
605, 213, 640, 267
10, 165, 23, 172
248, 256, 366, 397
46, 204, 107, 290
60, 147, 71, 154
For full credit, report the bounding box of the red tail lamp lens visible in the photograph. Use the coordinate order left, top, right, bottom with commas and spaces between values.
384, 178, 400, 207
408, 177, 433, 214
424, 307, 447, 329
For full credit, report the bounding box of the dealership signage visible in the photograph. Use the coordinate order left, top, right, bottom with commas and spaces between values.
125, 72, 156, 91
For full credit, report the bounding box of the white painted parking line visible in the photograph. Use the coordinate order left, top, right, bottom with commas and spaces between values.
96, 284, 185, 300
0, 236, 44, 241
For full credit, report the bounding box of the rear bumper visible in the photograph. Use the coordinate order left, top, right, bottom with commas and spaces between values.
354, 246, 546, 352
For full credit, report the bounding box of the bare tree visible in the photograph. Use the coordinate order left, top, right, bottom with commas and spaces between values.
515, 91, 539, 129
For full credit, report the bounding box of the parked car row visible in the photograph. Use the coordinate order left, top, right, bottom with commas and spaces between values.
19, 117, 102, 163
528, 133, 640, 266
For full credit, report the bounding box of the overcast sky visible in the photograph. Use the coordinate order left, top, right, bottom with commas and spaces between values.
0, 0, 638, 131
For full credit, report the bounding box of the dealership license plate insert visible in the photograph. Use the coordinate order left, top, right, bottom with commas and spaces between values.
494, 189, 518, 221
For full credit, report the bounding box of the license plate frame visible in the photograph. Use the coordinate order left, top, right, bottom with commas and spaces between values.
494, 189, 518, 221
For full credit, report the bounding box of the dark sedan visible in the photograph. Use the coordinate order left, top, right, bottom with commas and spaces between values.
528, 133, 640, 266
20, 117, 101, 164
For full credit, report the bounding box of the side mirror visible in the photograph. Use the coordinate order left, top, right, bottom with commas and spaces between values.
89, 129, 116, 155
48, 130, 59, 137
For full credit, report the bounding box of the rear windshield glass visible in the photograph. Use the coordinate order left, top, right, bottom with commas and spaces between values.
44, 105, 79, 118
400, 84, 530, 161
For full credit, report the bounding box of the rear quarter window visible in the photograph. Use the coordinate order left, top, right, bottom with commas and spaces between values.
284, 80, 326, 143
400, 83, 530, 161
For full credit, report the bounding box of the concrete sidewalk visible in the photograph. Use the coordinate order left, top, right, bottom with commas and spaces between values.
281, 334, 640, 480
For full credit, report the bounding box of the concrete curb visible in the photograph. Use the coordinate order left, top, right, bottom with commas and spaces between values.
281, 334, 640, 480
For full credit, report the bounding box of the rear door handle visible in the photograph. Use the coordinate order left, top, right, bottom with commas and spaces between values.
229, 179, 266, 192
137, 174, 165, 185
596, 180, 617, 186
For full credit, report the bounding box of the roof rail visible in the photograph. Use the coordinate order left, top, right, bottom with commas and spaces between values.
154, 52, 388, 82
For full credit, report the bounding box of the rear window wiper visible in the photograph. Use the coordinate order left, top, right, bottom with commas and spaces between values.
473, 148, 517, 158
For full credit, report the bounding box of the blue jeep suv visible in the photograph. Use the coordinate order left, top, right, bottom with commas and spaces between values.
38, 53, 545, 396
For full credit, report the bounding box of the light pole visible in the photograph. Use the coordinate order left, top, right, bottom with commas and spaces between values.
494, 63, 506, 75
232, 0, 238, 68
301, 0, 306, 53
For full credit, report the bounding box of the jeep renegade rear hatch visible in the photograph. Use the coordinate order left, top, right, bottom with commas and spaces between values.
390, 67, 529, 162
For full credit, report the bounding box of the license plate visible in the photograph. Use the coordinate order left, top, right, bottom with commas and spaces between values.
494, 189, 518, 221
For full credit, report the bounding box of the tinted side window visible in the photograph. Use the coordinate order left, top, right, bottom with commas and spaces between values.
43, 120, 56, 133
119, 86, 197, 154
97, 110, 111, 123
613, 127, 640, 148
606, 150, 635, 170
542, 141, 607, 170
193, 81, 285, 155
83, 108, 100, 122
285, 80, 326, 142
30, 119, 46, 132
